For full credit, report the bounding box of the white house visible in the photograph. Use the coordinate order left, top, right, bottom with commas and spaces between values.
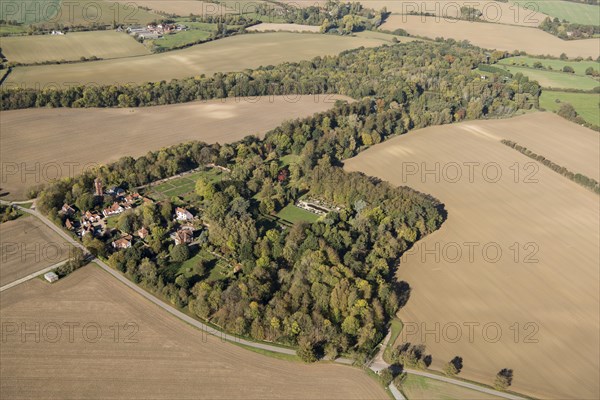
175, 207, 194, 221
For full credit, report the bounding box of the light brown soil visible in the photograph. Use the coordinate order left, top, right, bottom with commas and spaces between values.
0, 95, 351, 200
0, 265, 388, 400
381, 15, 600, 58
0, 216, 70, 287
344, 113, 600, 400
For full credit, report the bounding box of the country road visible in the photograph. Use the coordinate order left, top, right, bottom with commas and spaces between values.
4, 201, 527, 400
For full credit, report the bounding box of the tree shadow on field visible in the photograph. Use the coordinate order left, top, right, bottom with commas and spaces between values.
393, 280, 411, 309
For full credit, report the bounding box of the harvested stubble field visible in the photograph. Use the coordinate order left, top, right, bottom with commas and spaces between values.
0, 216, 70, 287
0, 265, 388, 400
381, 15, 600, 58
1, 31, 150, 64
4, 32, 387, 88
0, 95, 351, 200
247, 23, 320, 32
344, 112, 600, 400
0, 0, 160, 27
361, 0, 548, 27
113, 0, 230, 16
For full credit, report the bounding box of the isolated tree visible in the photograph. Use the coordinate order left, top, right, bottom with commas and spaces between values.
494, 368, 514, 390
170, 244, 190, 262
562, 65, 575, 73
443, 356, 463, 376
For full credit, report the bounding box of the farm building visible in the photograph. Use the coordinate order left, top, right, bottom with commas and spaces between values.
44, 272, 59, 282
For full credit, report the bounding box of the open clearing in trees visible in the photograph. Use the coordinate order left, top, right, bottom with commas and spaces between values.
1, 31, 150, 64
380, 15, 600, 58
4, 32, 387, 88
0, 216, 71, 287
0, 265, 388, 400
0, 95, 350, 200
344, 112, 600, 400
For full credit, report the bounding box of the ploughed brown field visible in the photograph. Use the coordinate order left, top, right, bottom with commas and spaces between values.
0, 95, 350, 200
344, 112, 600, 400
0, 216, 71, 287
381, 15, 600, 58
0, 265, 388, 400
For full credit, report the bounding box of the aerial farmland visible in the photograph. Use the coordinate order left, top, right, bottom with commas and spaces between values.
0, 1, 598, 399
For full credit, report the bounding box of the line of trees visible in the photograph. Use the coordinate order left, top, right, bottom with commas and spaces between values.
1, 40, 540, 113
502, 139, 600, 193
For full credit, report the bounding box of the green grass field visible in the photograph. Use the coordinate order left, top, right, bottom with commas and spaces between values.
276, 204, 320, 224
146, 169, 223, 200
6, 32, 387, 88
2, 31, 150, 64
540, 91, 600, 126
492, 64, 599, 90
499, 56, 599, 76
399, 374, 503, 400
511, 0, 600, 25
176, 249, 230, 282
0, 24, 28, 35
383, 318, 403, 363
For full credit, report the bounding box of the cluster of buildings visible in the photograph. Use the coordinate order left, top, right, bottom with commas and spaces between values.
124, 23, 187, 40
61, 178, 198, 252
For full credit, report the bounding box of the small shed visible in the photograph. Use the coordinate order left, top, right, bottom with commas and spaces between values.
44, 272, 59, 283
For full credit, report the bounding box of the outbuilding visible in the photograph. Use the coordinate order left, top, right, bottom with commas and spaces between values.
44, 272, 59, 283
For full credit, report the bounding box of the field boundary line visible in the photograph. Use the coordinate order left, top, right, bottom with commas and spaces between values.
0, 259, 68, 292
